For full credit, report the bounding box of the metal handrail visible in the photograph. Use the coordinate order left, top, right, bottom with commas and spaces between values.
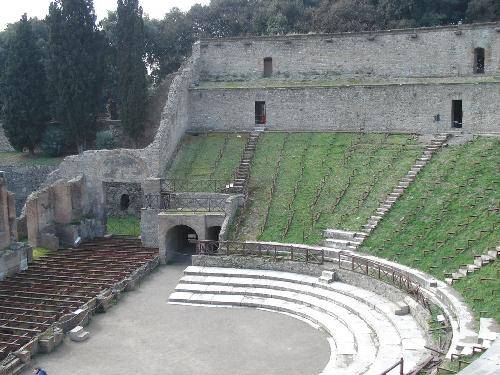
143, 194, 227, 212
338, 252, 430, 310
162, 178, 232, 193
193, 240, 325, 265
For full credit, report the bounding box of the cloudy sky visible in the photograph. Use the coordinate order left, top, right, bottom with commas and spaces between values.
1, 0, 210, 30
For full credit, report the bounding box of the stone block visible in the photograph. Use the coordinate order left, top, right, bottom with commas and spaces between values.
69, 326, 90, 342
394, 302, 410, 316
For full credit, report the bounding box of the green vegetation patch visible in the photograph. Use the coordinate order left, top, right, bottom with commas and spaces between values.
0, 152, 64, 167
236, 132, 422, 244
165, 133, 248, 187
32, 247, 52, 260
453, 261, 499, 322
107, 216, 140, 237
360, 137, 499, 321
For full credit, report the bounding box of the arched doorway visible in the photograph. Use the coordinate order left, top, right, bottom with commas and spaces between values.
165, 225, 198, 257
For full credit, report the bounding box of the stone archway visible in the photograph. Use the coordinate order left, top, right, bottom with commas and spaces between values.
165, 225, 199, 258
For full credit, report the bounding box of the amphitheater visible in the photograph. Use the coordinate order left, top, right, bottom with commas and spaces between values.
0, 21, 499, 375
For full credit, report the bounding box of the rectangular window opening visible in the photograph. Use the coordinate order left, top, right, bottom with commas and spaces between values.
263, 57, 273, 77
452, 100, 463, 129
255, 101, 266, 124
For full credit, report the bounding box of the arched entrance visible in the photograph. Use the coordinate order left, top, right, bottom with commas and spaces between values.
165, 225, 199, 258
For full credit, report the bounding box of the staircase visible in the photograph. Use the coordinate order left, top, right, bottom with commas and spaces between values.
230, 128, 263, 193
324, 134, 449, 251
360, 134, 449, 235
445, 246, 499, 285
169, 266, 429, 375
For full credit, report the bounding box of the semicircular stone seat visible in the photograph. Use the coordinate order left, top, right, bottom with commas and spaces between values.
169, 266, 429, 375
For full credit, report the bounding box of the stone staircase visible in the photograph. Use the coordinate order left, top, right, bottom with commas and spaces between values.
360, 134, 449, 235
323, 229, 368, 251
445, 246, 499, 285
324, 134, 449, 251
169, 266, 429, 375
230, 128, 264, 193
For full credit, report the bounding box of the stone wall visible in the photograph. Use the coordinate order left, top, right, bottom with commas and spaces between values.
0, 243, 31, 281
26, 175, 105, 250
0, 165, 58, 216
0, 172, 18, 249
103, 182, 142, 218
198, 22, 499, 80
190, 82, 500, 134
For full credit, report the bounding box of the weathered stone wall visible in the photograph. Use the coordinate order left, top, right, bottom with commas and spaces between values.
26, 175, 105, 250
0, 165, 58, 216
198, 23, 499, 80
190, 83, 500, 134
0, 243, 31, 281
0, 172, 18, 249
103, 182, 142, 218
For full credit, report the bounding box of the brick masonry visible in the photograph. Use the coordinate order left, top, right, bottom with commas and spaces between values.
189, 83, 500, 134
197, 23, 499, 80
0, 165, 58, 216
103, 182, 143, 218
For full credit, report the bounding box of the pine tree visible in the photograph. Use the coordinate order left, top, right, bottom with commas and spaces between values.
116, 0, 147, 142
47, 0, 104, 153
1, 14, 49, 154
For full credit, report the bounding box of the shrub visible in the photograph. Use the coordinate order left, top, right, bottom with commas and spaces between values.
95, 129, 118, 150
40, 125, 66, 157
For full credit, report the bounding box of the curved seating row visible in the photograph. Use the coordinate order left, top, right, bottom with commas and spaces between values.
169, 266, 429, 375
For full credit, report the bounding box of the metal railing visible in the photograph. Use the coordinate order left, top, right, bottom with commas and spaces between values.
162, 178, 231, 193
193, 240, 325, 265
143, 194, 227, 212
338, 252, 430, 310
380, 358, 404, 375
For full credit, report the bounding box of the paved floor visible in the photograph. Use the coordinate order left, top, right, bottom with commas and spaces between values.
24, 257, 330, 375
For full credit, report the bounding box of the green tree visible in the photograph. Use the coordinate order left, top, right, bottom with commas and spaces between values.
116, 0, 148, 141
1, 14, 49, 153
47, 0, 105, 153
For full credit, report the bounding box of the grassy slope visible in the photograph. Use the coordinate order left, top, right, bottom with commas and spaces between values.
107, 217, 141, 237
0, 152, 64, 166
361, 137, 499, 320
237, 132, 422, 244
166, 133, 248, 182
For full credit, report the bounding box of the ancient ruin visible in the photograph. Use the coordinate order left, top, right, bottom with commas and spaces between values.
0, 21, 499, 375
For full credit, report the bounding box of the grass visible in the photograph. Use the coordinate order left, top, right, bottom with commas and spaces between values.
32, 247, 52, 260
453, 261, 499, 322
361, 137, 499, 320
165, 133, 248, 186
0, 151, 64, 166
236, 132, 422, 244
196, 75, 500, 90
107, 216, 141, 237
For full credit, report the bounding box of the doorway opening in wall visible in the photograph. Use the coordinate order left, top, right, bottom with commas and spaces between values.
452, 100, 463, 129
474, 48, 485, 74
165, 225, 198, 256
120, 194, 130, 211
264, 57, 273, 77
255, 101, 266, 124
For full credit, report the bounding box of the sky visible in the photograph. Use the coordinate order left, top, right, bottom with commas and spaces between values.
1, 0, 210, 30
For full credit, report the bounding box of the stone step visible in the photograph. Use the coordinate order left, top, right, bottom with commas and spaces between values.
323, 229, 360, 241
487, 250, 498, 259
170, 291, 362, 370
324, 238, 361, 249
174, 267, 427, 373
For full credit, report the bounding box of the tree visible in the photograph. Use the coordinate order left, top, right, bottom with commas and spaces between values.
47, 0, 105, 153
1, 14, 49, 153
116, 0, 148, 141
